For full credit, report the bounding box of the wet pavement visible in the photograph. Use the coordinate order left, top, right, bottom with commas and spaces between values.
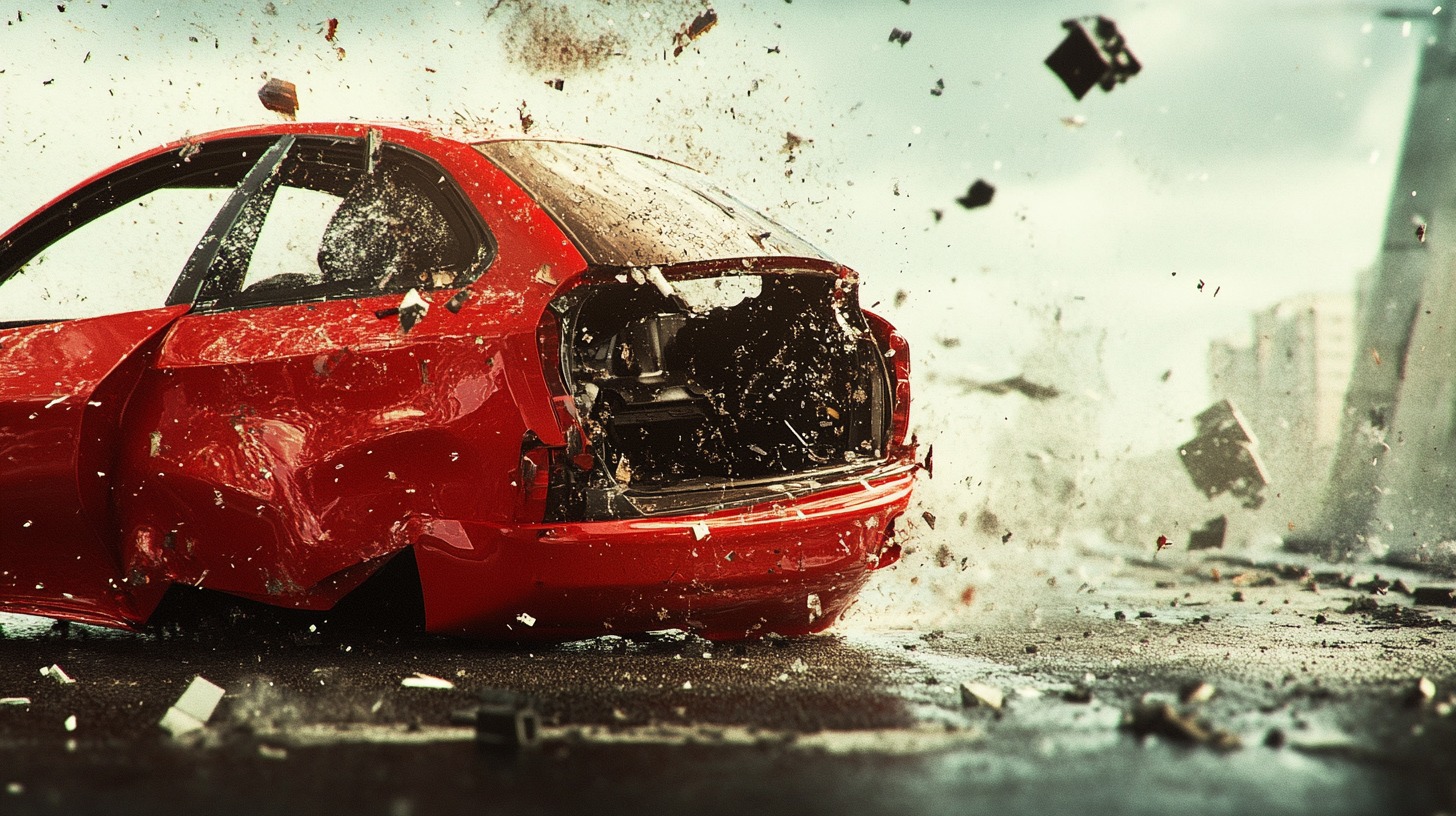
2, 546, 1454, 816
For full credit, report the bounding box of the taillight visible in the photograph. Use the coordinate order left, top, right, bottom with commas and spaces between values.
863, 309, 913, 459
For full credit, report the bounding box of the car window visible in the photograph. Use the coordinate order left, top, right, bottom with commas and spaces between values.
0, 188, 229, 323
203, 137, 492, 310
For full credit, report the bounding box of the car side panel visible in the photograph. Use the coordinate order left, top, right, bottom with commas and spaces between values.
0, 305, 189, 625
111, 139, 593, 612
116, 295, 523, 608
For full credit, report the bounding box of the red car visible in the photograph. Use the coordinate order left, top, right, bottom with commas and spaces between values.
0, 122, 915, 640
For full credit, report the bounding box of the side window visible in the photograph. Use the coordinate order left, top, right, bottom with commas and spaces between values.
212, 138, 490, 309
0, 188, 229, 323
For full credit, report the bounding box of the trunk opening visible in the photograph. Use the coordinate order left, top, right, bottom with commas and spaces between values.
546, 267, 892, 518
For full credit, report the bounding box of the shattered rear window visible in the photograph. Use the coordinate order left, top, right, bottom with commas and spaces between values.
474, 140, 828, 267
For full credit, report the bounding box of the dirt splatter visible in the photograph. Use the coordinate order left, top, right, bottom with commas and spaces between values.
491, 0, 712, 76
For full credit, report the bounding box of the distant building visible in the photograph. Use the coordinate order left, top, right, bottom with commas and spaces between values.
1207, 294, 1355, 511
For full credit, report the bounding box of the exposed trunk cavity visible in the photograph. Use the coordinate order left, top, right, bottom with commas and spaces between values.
549, 267, 891, 518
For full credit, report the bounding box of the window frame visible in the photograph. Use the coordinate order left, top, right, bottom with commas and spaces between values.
187, 134, 497, 315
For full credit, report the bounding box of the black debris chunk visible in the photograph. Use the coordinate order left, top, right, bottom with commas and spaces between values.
544, 78, 564, 91
445, 289, 471, 314
1045, 16, 1141, 101
1178, 400, 1269, 509
970, 374, 1059, 400
930, 78, 945, 96
956, 179, 995, 210
921, 511, 937, 530
889, 27, 912, 45
1188, 516, 1227, 551
257, 77, 299, 118
1413, 587, 1456, 607
472, 690, 540, 749
673, 8, 718, 56
1123, 702, 1240, 750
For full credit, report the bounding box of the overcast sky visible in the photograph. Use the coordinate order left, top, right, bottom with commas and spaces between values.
0, 0, 1430, 454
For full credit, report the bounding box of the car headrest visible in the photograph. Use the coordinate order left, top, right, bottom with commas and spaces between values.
316, 165, 455, 289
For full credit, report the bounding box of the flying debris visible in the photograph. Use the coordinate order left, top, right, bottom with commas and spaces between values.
956, 180, 995, 210
257, 77, 299, 118
1188, 516, 1227, 550
1178, 400, 1269, 509
889, 28, 912, 45
1045, 16, 1141, 100
674, 8, 718, 57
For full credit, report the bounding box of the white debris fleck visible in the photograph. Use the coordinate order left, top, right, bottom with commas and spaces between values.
63, 714, 77, 732
681, 681, 693, 690
959, 681, 1005, 711
689, 523, 710, 541
149, 431, 162, 457
532, 264, 558, 286
516, 612, 537, 627
806, 593, 823, 622
159, 676, 225, 737
400, 673, 455, 690
44, 395, 68, 409
790, 658, 808, 674
258, 744, 288, 760
643, 265, 676, 299
40, 664, 75, 685
0, 698, 31, 707
400, 287, 429, 317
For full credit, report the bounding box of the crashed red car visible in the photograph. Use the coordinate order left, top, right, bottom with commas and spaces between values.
0, 122, 915, 640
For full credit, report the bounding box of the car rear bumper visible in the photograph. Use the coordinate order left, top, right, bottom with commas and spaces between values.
409, 465, 915, 640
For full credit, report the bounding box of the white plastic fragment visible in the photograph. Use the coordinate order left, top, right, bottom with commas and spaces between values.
159, 676, 225, 737
44, 395, 68, 409
644, 265, 676, 299
806, 593, 823, 622
516, 612, 537, 627
40, 664, 75, 685
400, 673, 455, 690
689, 523, 710, 541
0, 698, 30, 707
400, 287, 429, 318
63, 714, 77, 732
960, 681, 1005, 711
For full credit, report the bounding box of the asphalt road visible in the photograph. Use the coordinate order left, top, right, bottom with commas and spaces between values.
2, 546, 1455, 816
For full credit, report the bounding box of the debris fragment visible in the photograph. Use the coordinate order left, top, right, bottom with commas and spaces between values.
1060, 114, 1087, 128
158, 676, 224, 737
517, 100, 534, 134
323, 17, 338, 42
40, 664, 75, 685
955, 180, 995, 210
445, 289, 471, 314
1188, 516, 1227, 551
0, 698, 30, 706
673, 8, 718, 56
1123, 702, 1239, 750
888, 27, 912, 45
1178, 400, 1269, 509
1179, 681, 1216, 704
257, 77, 299, 119
1410, 676, 1437, 706
930, 78, 945, 96
258, 744, 288, 760
400, 673, 455, 690
921, 511, 937, 530
474, 690, 540, 749
516, 612, 537, 627
1045, 16, 1141, 100
690, 522, 711, 541
1413, 215, 1428, 243
532, 264, 558, 286
1413, 586, 1456, 606
1154, 535, 1172, 556
64, 714, 77, 732
397, 288, 428, 333
959, 681, 1004, 711
544, 78, 565, 91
